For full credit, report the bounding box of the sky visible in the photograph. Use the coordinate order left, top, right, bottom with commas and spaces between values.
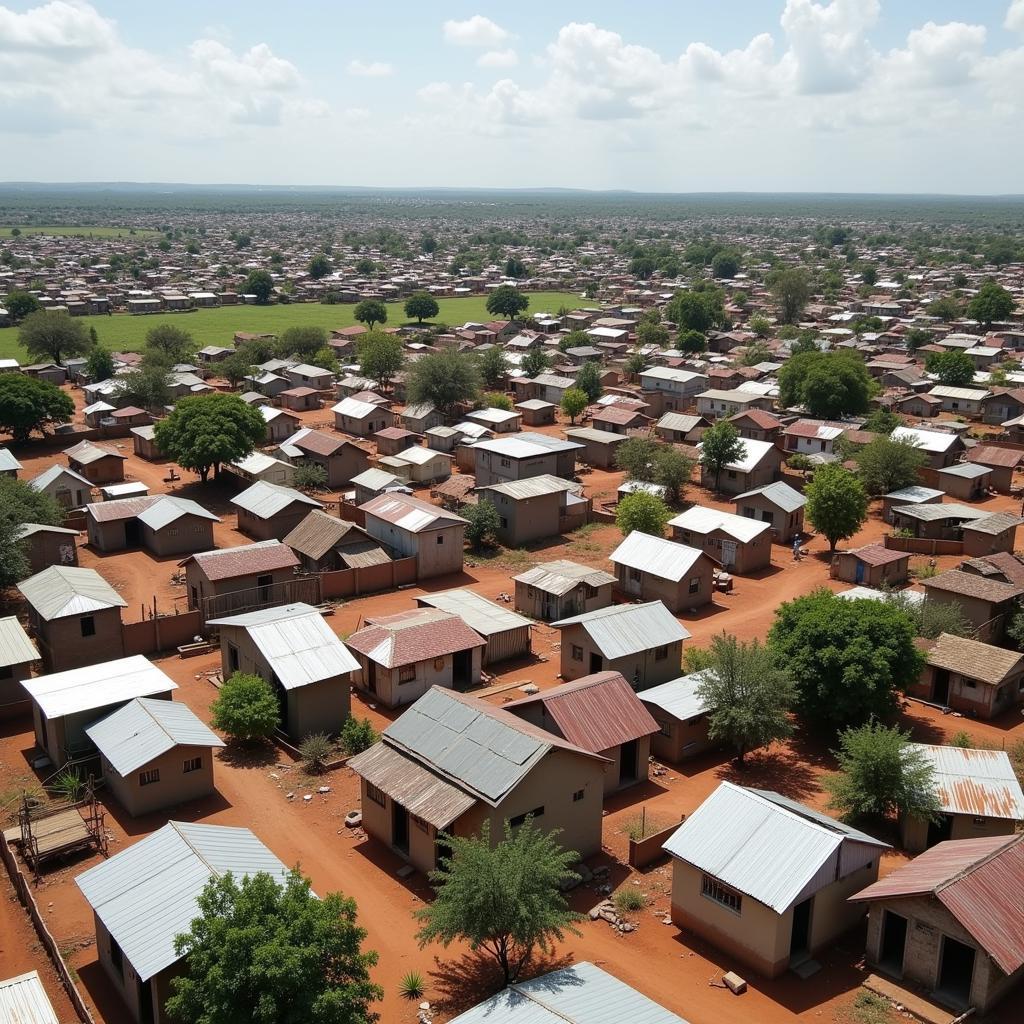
2, 0, 1024, 194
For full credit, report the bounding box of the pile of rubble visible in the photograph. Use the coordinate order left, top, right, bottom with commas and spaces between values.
588, 899, 638, 934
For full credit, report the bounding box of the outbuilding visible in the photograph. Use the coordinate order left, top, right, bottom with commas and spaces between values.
28, 464, 93, 509
830, 544, 910, 587
639, 672, 714, 762
609, 531, 717, 612
282, 510, 389, 572
85, 495, 219, 556
913, 631, 1024, 718
15, 522, 79, 574
0, 616, 39, 717
416, 588, 531, 666
64, 440, 127, 485
476, 474, 581, 546
733, 481, 806, 543
361, 492, 466, 579
563, 426, 627, 468
179, 540, 301, 618
513, 560, 616, 621
232, 481, 323, 541
669, 506, 772, 574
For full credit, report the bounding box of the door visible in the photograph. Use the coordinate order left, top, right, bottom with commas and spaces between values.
392, 800, 410, 854
625, 567, 642, 597
137, 977, 154, 1024
855, 560, 865, 584
257, 573, 272, 602
452, 649, 473, 690
366, 660, 377, 695
927, 814, 953, 848
790, 896, 813, 959
933, 669, 950, 705
619, 739, 639, 786
124, 519, 142, 548
938, 936, 976, 1006
589, 652, 603, 673
720, 539, 737, 569
879, 911, 908, 975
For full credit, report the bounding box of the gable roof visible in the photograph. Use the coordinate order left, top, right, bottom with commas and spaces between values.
17, 565, 127, 620
346, 608, 485, 668
910, 743, 1024, 820
230, 480, 323, 519
0, 971, 58, 1024
512, 560, 617, 595
0, 615, 39, 668
734, 480, 806, 513
637, 672, 711, 722
552, 601, 690, 658
64, 439, 127, 465
360, 492, 467, 531
179, 540, 299, 580
891, 425, 961, 453
609, 532, 708, 582
415, 589, 531, 637
696, 436, 776, 473
923, 569, 1024, 603
282, 510, 372, 560
478, 474, 578, 501
925, 632, 1024, 685
28, 464, 93, 493
668, 506, 772, 544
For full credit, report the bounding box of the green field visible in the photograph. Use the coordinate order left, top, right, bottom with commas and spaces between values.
0, 291, 584, 359
0, 225, 161, 238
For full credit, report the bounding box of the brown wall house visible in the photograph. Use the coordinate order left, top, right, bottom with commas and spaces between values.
733, 482, 806, 543
609, 531, 716, 613
669, 508, 773, 575
563, 427, 627, 468
65, 441, 127, 485
180, 541, 301, 617
699, 438, 782, 496
830, 544, 910, 587
477, 476, 577, 547
472, 434, 580, 487
232, 482, 324, 542
638, 673, 715, 762
961, 513, 1022, 558
361, 493, 466, 579
0, 616, 40, 717
922, 570, 1024, 643
513, 561, 616, 621
965, 445, 1022, 493
278, 428, 370, 488
15, 523, 79, 574
86, 496, 218, 557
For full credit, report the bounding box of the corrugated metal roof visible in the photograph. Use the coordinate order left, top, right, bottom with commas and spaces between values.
231, 481, 322, 519
350, 467, 402, 490
0, 447, 23, 473
473, 433, 583, 458
668, 506, 772, 544
347, 609, 485, 668
0, 971, 59, 1024
891, 425, 959, 453
564, 427, 626, 444
893, 502, 989, 523
416, 589, 531, 637
28, 464, 93, 493
76, 822, 290, 982
231, 451, 291, 475
13, 522, 79, 540
64, 440, 126, 465
885, 485, 944, 502
609, 532, 705, 583
911, 743, 1024, 819
17, 565, 127, 620
663, 782, 888, 913
734, 481, 806, 513
182, 540, 298, 580
479, 474, 578, 501
448, 961, 689, 1024
283, 510, 367, 560
637, 672, 710, 722
962, 511, 1024, 536
0, 616, 39, 669
86, 697, 222, 776
395, 445, 450, 467
361, 492, 467, 532
331, 396, 379, 419
695, 436, 774, 473
552, 601, 690, 660
513, 560, 617, 595
656, 412, 704, 433
23, 656, 178, 719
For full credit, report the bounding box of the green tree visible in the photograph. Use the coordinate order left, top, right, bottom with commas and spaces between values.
115, 366, 173, 411
654, 446, 694, 502
277, 326, 328, 361
667, 289, 725, 334
777, 351, 872, 418
145, 324, 196, 364
485, 285, 529, 321
967, 280, 1014, 327
767, 267, 811, 324
739, 340, 772, 366
354, 257, 377, 276
927, 295, 962, 322
85, 346, 115, 382
404, 292, 440, 324
574, 361, 603, 402
311, 347, 340, 375
925, 350, 975, 387
461, 500, 502, 550
220, 351, 256, 389
824, 723, 941, 825
884, 593, 969, 640
904, 327, 931, 352
504, 256, 528, 279
354, 299, 388, 331
624, 351, 647, 381
860, 263, 878, 286
0, 373, 74, 441
748, 314, 772, 338
557, 329, 590, 354
482, 391, 512, 411
710, 250, 741, 279
477, 346, 509, 388
293, 463, 329, 494
855, 435, 926, 496
0, 476, 63, 587
210, 672, 280, 742
415, 819, 582, 985
560, 387, 588, 424
861, 408, 901, 435
636, 320, 669, 348
155, 393, 266, 482
615, 436, 660, 481
677, 329, 706, 354
307, 252, 332, 279
695, 633, 796, 765
406, 350, 481, 416
615, 492, 670, 537
167, 868, 381, 1024
700, 421, 747, 492
357, 331, 404, 390
804, 463, 868, 553
18, 309, 93, 365
520, 348, 552, 378
769, 589, 923, 732
242, 270, 274, 304
629, 255, 656, 280
4, 289, 40, 322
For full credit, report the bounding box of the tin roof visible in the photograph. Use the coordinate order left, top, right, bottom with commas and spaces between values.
348, 608, 485, 668
637, 672, 711, 722
473, 432, 583, 458
282, 510, 370, 560
884, 485, 945, 503
840, 543, 910, 568
360, 492, 467, 532
479, 474, 578, 501
911, 743, 1024, 819
696, 436, 775, 474
965, 444, 1024, 469
351, 467, 403, 490
416, 589, 531, 637
281, 427, 348, 457
28, 464, 93, 493
893, 502, 989, 523
331, 396, 379, 419
0, 447, 23, 473
231, 480, 322, 519
63, 439, 126, 465
891, 426, 960, 453
180, 539, 299, 580
923, 569, 1024, 603
656, 412, 705, 433
962, 511, 1024, 536
513, 560, 617, 595
668, 506, 772, 544
0, 971, 59, 1024
17, 565, 127, 620
734, 480, 806, 513
609, 532, 707, 582
0, 616, 39, 669
564, 426, 626, 445
14, 522, 79, 540
76, 822, 290, 982
552, 601, 690, 659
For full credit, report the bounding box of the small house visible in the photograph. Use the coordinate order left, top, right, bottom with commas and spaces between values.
669, 506, 772, 574
15, 522, 79, 574
278, 386, 320, 412
374, 427, 420, 458
64, 440, 127, 485
472, 433, 582, 487
734, 481, 806, 542
964, 445, 1024, 493
130, 424, 161, 460
0, 616, 39, 717
226, 451, 296, 487
284, 362, 334, 391
231, 481, 323, 541
28, 465, 93, 509
415, 588, 531, 666
332, 396, 394, 437
476, 474, 580, 546
0, 971, 60, 1023
696, 388, 774, 420
890, 502, 991, 541
350, 467, 406, 505
891, 426, 965, 469
179, 540, 300, 617
259, 405, 300, 444
85, 495, 219, 556
466, 407, 522, 434
591, 404, 650, 434
654, 412, 708, 444
609, 531, 716, 612
697, 437, 782, 496
0, 447, 22, 478
937, 462, 992, 501
361, 493, 466, 579
882, 485, 944, 524
922, 570, 1024, 643
283, 510, 389, 572
513, 560, 616, 621
639, 672, 715, 762
278, 428, 370, 488
563, 426, 627, 468
400, 402, 443, 433
913, 631, 1024, 718
515, 398, 556, 426
390, 445, 453, 484
830, 544, 911, 587
927, 385, 991, 417
728, 408, 783, 443
961, 511, 1023, 558
639, 367, 708, 412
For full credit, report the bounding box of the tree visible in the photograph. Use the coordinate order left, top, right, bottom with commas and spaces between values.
748, 314, 772, 338
404, 292, 439, 324
461, 500, 502, 550
220, 351, 256, 389
557, 329, 590, 354
624, 351, 647, 381
769, 589, 923, 732
504, 256, 528, 279
967, 280, 1014, 327
767, 267, 811, 324
293, 463, 329, 494
18, 309, 93, 365
927, 295, 962, 321
167, 868, 381, 1024
85, 346, 115, 382
615, 493, 670, 537
884, 592, 969, 640
861, 408, 901, 435
925, 350, 975, 387
154, 393, 266, 482
357, 331, 404, 390
477, 346, 509, 388
242, 270, 274, 304
636, 320, 669, 348
354, 257, 377, 276
115, 366, 173, 411
804, 464, 868, 553
695, 634, 795, 765
311, 347, 340, 375
415, 819, 582, 985
486, 285, 529, 321
307, 252, 332, 279
666, 289, 725, 334
277, 326, 327, 361
560, 387, 588, 424
904, 327, 931, 352
0, 373, 73, 441
406, 350, 481, 415
482, 391, 512, 411
210, 672, 279, 742
700, 421, 747, 492
615, 436, 660, 482
629, 254, 656, 280
4, 289, 40, 322
777, 351, 872, 418
824, 723, 941, 825
677, 329, 706, 355
860, 263, 878, 286
146, 324, 196, 364
739, 340, 772, 366
0, 477, 62, 588
855, 435, 926, 496
354, 299, 387, 331
654, 447, 694, 502
520, 348, 552, 378
710, 250, 740, 279
575, 361, 603, 402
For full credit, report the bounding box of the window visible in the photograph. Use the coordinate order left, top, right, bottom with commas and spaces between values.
527, 587, 535, 598
571, 644, 583, 662
654, 645, 668, 661
167, 528, 179, 537
183, 757, 202, 774
658, 720, 672, 738
509, 806, 544, 828
500, 517, 508, 528
436, 535, 444, 545
572, 789, 585, 802
139, 768, 160, 787
964, 678, 977, 689
399, 665, 416, 684
0, 665, 11, 680
688, 577, 701, 595
366, 783, 386, 807
701, 874, 742, 914
727, 470, 737, 479
228, 643, 239, 673
80, 616, 96, 638
742, 506, 756, 519
500, 457, 511, 468
630, 568, 641, 582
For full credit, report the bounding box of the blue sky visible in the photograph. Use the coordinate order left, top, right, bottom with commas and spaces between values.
2, 1, 1024, 192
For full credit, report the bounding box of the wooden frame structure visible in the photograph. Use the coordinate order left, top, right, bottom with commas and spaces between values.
18, 789, 107, 881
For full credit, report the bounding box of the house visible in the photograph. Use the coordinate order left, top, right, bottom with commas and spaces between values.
882, 485, 944, 524
591, 404, 650, 434
830, 544, 911, 587
728, 408, 783, 443
937, 462, 992, 501
85, 495, 219, 556
278, 386, 321, 412
895, 392, 942, 418
515, 398, 556, 426
208, 603, 359, 740
697, 437, 782, 496
891, 426, 966, 469
654, 412, 708, 444
374, 426, 420, 457
23, 656, 176, 767
64, 440, 127, 484
964, 445, 1024, 493
83, 400, 116, 427
0, 616, 39, 717
466, 407, 522, 433
425, 425, 463, 454
959, 550, 1024, 587
513, 560, 616, 621
350, 467, 406, 504
913, 632, 1024, 719
563, 426, 627, 468
284, 362, 334, 391
472, 433, 582, 487
669, 506, 773, 574
416, 588, 532, 666
505, 671, 659, 794
782, 419, 847, 457
361, 493, 466, 579
85, 698, 223, 816
899, 743, 1024, 852
0, 447, 22, 477
226, 451, 296, 487
390, 445, 453, 484
639, 672, 715, 762
348, 686, 606, 873
400, 402, 443, 433
961, 511, 1024, 557
28, 464, 93, 509
927, 385, 991, 417
0, 971, 60, 1024
639, 367, 708, 412
981, 386, 1024, 424
609, 531, 716, 612
734, 481, 806, 542
108, 406, 152, 429
180, 540, 300, 616
476, 474, 580, 546
664, 782, 888, 978
17, 565, 126, 673
332, 396, 394, 437
259, 405, 300, 443
849, 834, 1024, 1014
552, 601, 689, 688
696, 389, 774, 420
890, 502, 991, 540
346, 608, 485, 707
922, 570, 1024, 642
278, 428, 370, 488
231, 481, 323, 541
282, 510, 389, 572
15, 522, 79, 574
130, 424, 161, 460
76, 822, 290, 1024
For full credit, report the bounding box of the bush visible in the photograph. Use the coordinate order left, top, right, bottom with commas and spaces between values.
615, 491, 670, 537
948, 731, 974, 749
340, 716, 379, 755
399, 971, 424, 999
461, 499, 502, 550
52, 769, 85, 802
482, 391, 512, 411
210, 673, 279, 742
299, 733, 332, 773
613, 888, 647, 914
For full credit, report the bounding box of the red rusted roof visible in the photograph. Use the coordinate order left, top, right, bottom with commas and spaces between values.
845, 543, 909, 567
348, 609, 485, 668
727, 409, 781, 429
374, 427, 416, 441
592, 405, 647, 426
288, 429, 347, 457
179, 540, 298, 580
966, 445, 1024, 469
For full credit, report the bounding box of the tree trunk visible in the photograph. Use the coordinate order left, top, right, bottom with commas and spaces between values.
198, 466, 209, 482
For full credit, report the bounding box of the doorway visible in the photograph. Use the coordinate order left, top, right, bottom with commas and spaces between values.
933, 669, 950, 705
720, 539, 737, 569
257, 573, 272, 602
879, 911, 907, 975
589, 652, 603, 673
366, 660, 377, 695
137, 977, 154, 1024
124, 519, 141, 548
927, 814, 953, 848
271, 673, 288, 733
392, 801, 410, 854
619, 739, 639, 786
790, 896, 813, 959
938, 936, 976, 1006
452, 649, 473, 690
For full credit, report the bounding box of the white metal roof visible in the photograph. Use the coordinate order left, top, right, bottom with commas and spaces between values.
0, 971, 59, 1024
929, 386, 991, 401
696, 436, 774, 474
910, 743, 1024, 820
86, 697, 222, 776
473, 433, 583, 458
23, 655, 177, 719
637, 672, 710, 722
137, 495, 220, 530
231, 480, 322, 518
17, 565, 127, 620
609, 532, 705, 582
552, 601, 690, 659
734, 480, 806, 513
231, 451, 292, 475
835, 586, 925, 606
668, 506, 772, 543
0, 447, 23, 472
480, 474, 577, 501
640, 366, 706, 384
513, 560, 617, 595
0, 615, 39, 669
416, 589, 532, 637
76, 822, 290, 982
331, 396, 379, 419
891, 425, 959, 453
467, 407, 521, 426
28, 463, 93, 493
394, 445, 450, 466
885, 485, 945, 502
351, 467, 402, 490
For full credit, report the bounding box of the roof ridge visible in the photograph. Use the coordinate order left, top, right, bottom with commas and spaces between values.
138, 697, 178, 745
935, 834, 1022, 894
169, 821, 222, 878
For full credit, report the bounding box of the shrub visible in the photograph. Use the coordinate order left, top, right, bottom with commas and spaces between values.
340, 716, 379, 756
299, 733, 332, 773
613, 888, 647, 914
210, 673, 279, 742
399, 971, 424, 999
52, 769, 85, 802
948, 731, 974, 749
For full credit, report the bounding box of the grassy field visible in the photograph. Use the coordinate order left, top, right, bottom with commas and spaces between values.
0, 291, 584, 359
0, 225, 161, 238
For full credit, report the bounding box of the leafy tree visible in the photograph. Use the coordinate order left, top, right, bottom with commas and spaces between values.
354, 299, 388, 331
789, 331, 820, 355
769, 589, 923, 732
927, 295, 962, 322
339, 716, 379, 755
767, 267, 811, 324
855, 435, 926, 496
461, 500, 502, 550
482, 391, 512, 411
787, 452, 813, 475
167, 868, 381, 1024
861, 408, 901, 435
615, 436, 660, 481
18, 309, 93, 365
710, 250, 741, 279
486, 285, 529, 321
415, 819, 582, 985
477, 346, 509, 389
357, 331, 404, 390
666, 288, 726, 334
904, 327, 931, 353
695, 634, 796, 765
311, 347, 340, 375
925, 350, 975, 387
354, 257, 377, 276
967, 280, 1014, 327
884, 593, 969, 640
615, 492, 670, 537
804, 464, 868, 553
4, 289, 40, 322
0, 373, 74, 440
0, 477, 63, 588
624, 351, 646, 380
293, 463, 329, 494
146, 324, 196, 364
574, 361, 603, 402
85, 346, 115, 382
220, 351, 256, 389
307, 252, 332, 279
777, 351, 873, 418
404, 292, 439, 324
242, 270, 274, 304
654, 446, 694, 502
748, 314, 772, 338
210, 672, 279, 742
237, 337, 278, 365
677, 329, 706, 354
420, 232, 437, 254
860, 263, 878, 286
824, 723, 941, 825
406, 350, 481, 416
155, 393, 266, 482
739, 340, 772, 366
560, 387, 588, 424
700, 421, 747, 492
520, 348, 552, 378
504, 256, 528, 279
636, 320, 669, 348
115, 366, 173, 411
557, 329, 589, 354
277, 326, 328, 361
629, 255, 656, 280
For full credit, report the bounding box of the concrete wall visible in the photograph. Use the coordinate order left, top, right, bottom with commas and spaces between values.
102, 744, 216, 817
0, 662, 33, 718
488, 491, 562, 546
514, 581, 613, 621
236, 504, 311, 542
734, 495, 804, 543
615, 559, 713, 613
557, 623, 683, 690
32, 606, 124, 673
899, 811, 1017, 853
645, 708, 714, 763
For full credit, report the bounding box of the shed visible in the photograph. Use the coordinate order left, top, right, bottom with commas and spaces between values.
231, 480, 323, 541
64, 439, 127, 485
416, 588, 531, 666
513, 560, 616, 621
563, 426, 627, 468
937, 462, 992, 502
515, 398, 556, 426
226, 451, 296, 487
654, 411, 708, 444
477, 474, 581, 546
361, 492, 466, 579
638, 672, 715, 762
28, 464, 93, 509
130, 424, 161, 460
609, 531, 716, 612
282, 510, 388, 572
830, 544, 910, 587
965, 445, 1024, 493
0, 616, 40, 717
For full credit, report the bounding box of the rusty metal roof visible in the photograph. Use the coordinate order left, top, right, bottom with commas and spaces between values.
282, 510, 368, 561
180, 540, 298, 580
911, 743, 1024, 820
347, 609, 485, 668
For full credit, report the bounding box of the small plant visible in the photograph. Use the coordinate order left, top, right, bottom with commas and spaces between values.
399, 971, 424, 1000
52, 769, 84, 802
948, 730, 974, 749
299, 733, 332, 773
340, 716, 379, 756
914, 560, 938, 579
612, 887, 647, 914
845, 990, 897, 1024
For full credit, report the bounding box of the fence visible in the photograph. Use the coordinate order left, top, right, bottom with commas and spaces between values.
121, 610, 204, 656
201, 575, 322, 622
883, 535, 963, 556
320, 557, 418, 599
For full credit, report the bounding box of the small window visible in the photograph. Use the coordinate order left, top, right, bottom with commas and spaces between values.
654, 645, 668, 661
727, 470, 737, 479
436, 535, 444, 545
500, 457, 511, 468
183, 757, 202, 774
965, 678, 977, 689
571, 644, 583, 662
527, 586, 535, 598
139, 768, 160, 787
701, 874, 742, 914
629, 568, 641, 582
658, 720, 672, 738
572, 789, 585, 802
509, 806, 544, 828
167, 528, 179, 537
399, 665, 416, 684
688, 577, 700, 594
80, 616, 96, 638
366, 783, 386, 807
109, 936, 124, 975
500, 516, 508, 528
0, 665, 11, 680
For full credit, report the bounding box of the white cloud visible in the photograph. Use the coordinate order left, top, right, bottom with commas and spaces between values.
778, 0, 880, 94
882, 21, 986, 88
347, 58, 393, 77
443, 15, 509, 48
477, 48, 518, 68
0, 0, 115, 54
1007, 0, 1024, 33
